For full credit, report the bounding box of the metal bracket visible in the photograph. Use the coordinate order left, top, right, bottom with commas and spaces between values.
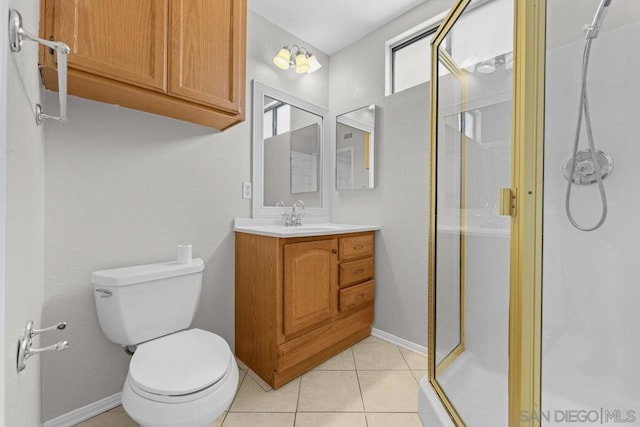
499, 188, 517, 217
8, 8, 70, 125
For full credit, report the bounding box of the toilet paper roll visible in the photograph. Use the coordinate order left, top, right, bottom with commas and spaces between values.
176, 244, 192, 264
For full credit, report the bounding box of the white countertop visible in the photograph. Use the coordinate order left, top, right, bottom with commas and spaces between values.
234, 220, 380, 238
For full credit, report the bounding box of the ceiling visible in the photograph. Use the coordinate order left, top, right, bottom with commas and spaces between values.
247, 0, 429, 55
547, 0, 640, 48
248, 0, 640, 57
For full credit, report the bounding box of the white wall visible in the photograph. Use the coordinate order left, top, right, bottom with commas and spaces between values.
41, 11, 329, 421
329, 0, 452, 346
0, 0, 7, 424
4, 1, 46, 426
542, 17, 640, 410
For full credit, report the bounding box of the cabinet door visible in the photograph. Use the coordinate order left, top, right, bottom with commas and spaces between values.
168, 0, 246, 115
53, 0, 168, 91
284, 239, 338, 336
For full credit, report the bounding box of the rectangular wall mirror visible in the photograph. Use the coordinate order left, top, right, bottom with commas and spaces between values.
336, 104, 377, 191
252, 81, 330, 218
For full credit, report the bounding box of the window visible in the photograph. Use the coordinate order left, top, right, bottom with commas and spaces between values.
385, 9, 452, 95
263, 102, 291, 138
386, 2, 512, 95
391, 27, 438, 94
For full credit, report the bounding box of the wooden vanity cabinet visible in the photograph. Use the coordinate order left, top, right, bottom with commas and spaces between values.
235, 231, 375, 388
38, 0, 246, 130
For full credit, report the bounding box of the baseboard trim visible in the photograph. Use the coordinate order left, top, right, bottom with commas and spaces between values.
371, 328, 427, 355
43, 393, 122, 427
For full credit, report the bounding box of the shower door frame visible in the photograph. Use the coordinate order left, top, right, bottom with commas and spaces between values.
433, 47, 468, 380
427, 0, 546, 425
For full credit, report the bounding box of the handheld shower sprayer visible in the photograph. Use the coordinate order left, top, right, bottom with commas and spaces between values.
585, 0, 613, 39
564, 0, 615, 231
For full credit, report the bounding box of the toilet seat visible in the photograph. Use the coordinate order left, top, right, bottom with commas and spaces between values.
128, 328, 233, 403
121, 347, 239, 427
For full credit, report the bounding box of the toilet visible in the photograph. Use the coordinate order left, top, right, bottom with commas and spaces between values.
91, 258, 238, 427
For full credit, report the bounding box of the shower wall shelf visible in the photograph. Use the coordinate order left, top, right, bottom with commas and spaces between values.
8, 8, 69, 125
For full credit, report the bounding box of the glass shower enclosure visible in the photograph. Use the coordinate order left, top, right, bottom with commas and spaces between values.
422, 0, 639, 425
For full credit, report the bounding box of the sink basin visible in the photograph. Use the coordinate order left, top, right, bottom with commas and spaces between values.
234, 223, 380, 237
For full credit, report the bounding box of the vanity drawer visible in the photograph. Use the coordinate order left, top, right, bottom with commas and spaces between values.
339, 280, 374, 311
339, 234, 374, 261
276, 306, 373, 372
340, 258, 374, 288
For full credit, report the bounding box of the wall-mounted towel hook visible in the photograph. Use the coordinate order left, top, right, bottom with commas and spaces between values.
17, 320, 69, 373
8, 8, 70, 125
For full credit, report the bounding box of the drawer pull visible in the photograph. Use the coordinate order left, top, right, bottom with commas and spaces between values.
354, 268, 365, 275
356, 293, 365, 299
353, 244, 364, 250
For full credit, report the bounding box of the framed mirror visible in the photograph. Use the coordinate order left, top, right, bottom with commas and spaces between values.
336, 105, 377, 190
252, 81, 330, 218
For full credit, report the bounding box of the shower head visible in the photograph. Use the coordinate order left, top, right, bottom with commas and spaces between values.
585, 0, 613, 39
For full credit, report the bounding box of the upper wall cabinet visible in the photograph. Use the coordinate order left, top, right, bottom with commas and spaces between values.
39, 0, 246, 130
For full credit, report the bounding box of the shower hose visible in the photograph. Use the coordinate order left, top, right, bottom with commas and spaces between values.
565, 36, 608, 231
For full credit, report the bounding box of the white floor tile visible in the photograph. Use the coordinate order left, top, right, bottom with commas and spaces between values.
74, 411, 138, 427
358, 370, 419, 412
411, 370, 428, 383
295, 412, 367, 427
230, 375, 300, 412
399, 347, 428, 370
297, 371, 364, 412
366, 412, 424, 427
222, 412, 295, 427
353, 342, 409, 370
313, 349, 355, 370
359, 335, 385, 344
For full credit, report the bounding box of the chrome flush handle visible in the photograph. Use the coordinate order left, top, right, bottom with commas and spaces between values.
95, 289, 113, 298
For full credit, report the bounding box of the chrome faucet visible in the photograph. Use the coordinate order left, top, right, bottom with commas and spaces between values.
276, 201, 292, 226
277, 200, 305, 226
291, 200, 305, 226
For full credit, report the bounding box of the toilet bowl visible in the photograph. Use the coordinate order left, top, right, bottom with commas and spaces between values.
122, 329, 238, 427
91, 258, 238, 427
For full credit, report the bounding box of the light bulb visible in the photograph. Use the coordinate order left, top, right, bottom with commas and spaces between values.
307, 54, 322, 73
476, 60, 496, 74
295, 53, 310, 73
273, 48, 291, 70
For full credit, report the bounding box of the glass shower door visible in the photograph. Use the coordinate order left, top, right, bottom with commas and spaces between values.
429, 0, 515, 425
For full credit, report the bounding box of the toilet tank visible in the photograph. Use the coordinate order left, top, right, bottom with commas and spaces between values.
91, 259, 205, 346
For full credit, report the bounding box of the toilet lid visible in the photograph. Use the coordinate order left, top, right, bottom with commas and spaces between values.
129, 329, 232, 396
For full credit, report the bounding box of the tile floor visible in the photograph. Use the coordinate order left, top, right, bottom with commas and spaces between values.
76, 336, 427, 427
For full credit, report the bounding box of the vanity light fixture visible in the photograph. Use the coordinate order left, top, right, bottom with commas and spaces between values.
273, 45, 322, 74
476, 59, 497, 74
